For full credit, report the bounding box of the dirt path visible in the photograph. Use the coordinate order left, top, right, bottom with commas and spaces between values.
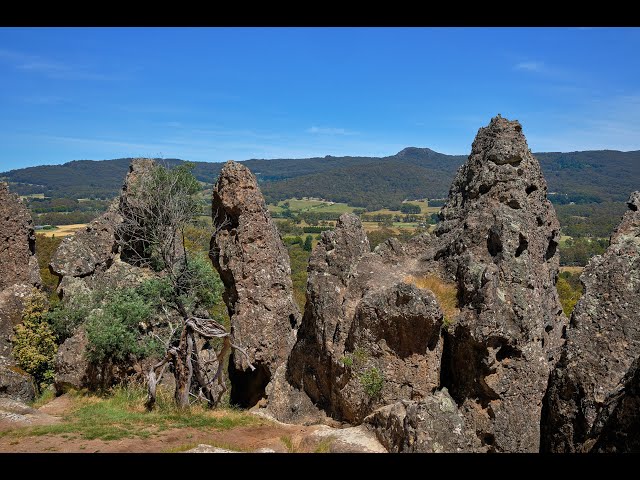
0, 423, 320, 453
0, 395, 385, 453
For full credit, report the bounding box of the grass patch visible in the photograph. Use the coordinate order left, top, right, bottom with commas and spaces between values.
404, 275, 460, 326
2, 386, 262, 442
313, 436, 334, 453
163, 442, 199, 453
559, 266, 584, 275
38, 224, 87, 238
280, 435, 300, 453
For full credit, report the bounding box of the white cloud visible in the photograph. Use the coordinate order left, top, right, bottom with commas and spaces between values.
515, 61, 545, 72
307, 126, 356, 135
0, 47, 114, 81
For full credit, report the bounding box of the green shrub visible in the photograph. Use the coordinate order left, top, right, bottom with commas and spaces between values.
557, 271, 584, 316
13, 289, 57, 391
340, 355, 354, 367
46, 292, 93, 342
173, 253, 224, 312
360, 367, 384, 399
84, 287, 155, 365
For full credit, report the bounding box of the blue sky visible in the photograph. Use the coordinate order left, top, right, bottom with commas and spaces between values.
1, 27, 640, 170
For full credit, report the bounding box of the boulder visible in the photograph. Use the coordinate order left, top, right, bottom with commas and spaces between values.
365, 388, 483, 453
53, 328, 91, 394
210, 161, 300, 408
541, 191, 640, 452
0, 364, 36, 403
49, 209, 121, 281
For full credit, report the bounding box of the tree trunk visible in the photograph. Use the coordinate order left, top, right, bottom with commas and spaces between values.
174, 327, 193, 408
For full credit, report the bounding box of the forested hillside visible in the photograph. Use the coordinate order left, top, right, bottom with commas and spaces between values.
3, 149, 638, 208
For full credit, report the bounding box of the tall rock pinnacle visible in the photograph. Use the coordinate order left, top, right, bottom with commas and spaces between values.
210, 161, 300, 408
0, 182, 41, 401
434, 115, 568, 452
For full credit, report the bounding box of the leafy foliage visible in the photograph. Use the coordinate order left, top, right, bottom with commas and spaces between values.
119, 162, 201, 270
34, 234, 63, 301
262, 160, 454, 211
284, 239, 312, 311
360, 367, 384, 399
303, 235, 313, 252
559, 237, 608, 266
13, 289, 57, 390
555, 201, 626, 239
84, 287, 157, 365
46, 292, 93, 343
557, 271, 584, 316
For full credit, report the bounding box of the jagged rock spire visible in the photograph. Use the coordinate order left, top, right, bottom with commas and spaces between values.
210, 161, 300, 408
541, 190, 640, 452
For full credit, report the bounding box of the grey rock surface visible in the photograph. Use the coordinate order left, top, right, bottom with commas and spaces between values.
53, 328, 91, 394
0, 182, 41, 291
0, 183, 42, 400
588, 357, 640, 453
210, 161, 300, 407
541, 191, 640, 452
0, 364, 36, 403
365, 388, 483, 453
432, 115, 567, 452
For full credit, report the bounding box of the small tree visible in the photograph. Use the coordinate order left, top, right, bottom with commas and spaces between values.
303, 234, 313, 252
13, 288, 57, 392
116, 161, 253, 410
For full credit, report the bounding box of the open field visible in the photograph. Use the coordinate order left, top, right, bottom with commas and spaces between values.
559, 235, 573, 245
270, 198, 355, 214
560, 266, 585, 275
20, 193, 46, 199
362, 221, 418, 233
269, 198, 441, 217
37, 224, 87, 238
402, 200, 441, 215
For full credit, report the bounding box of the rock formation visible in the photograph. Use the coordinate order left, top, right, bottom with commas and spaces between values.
50, 159, 156, 300
245, 116, 566, 452
432, 115, 568, 452
0, 183, 41, 292
50, 159, 159, 391
0, 364, 36, 403
541, 191, 640, 452
284, 214, 446, 424
210, 161, 300, 408
0, 183, 42, 356
0, 183, 42, 402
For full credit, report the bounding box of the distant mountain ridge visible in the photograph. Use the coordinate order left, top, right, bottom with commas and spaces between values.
2, 148, 639, 208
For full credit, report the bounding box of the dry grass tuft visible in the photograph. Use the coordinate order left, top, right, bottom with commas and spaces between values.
404, 275, 460, 326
